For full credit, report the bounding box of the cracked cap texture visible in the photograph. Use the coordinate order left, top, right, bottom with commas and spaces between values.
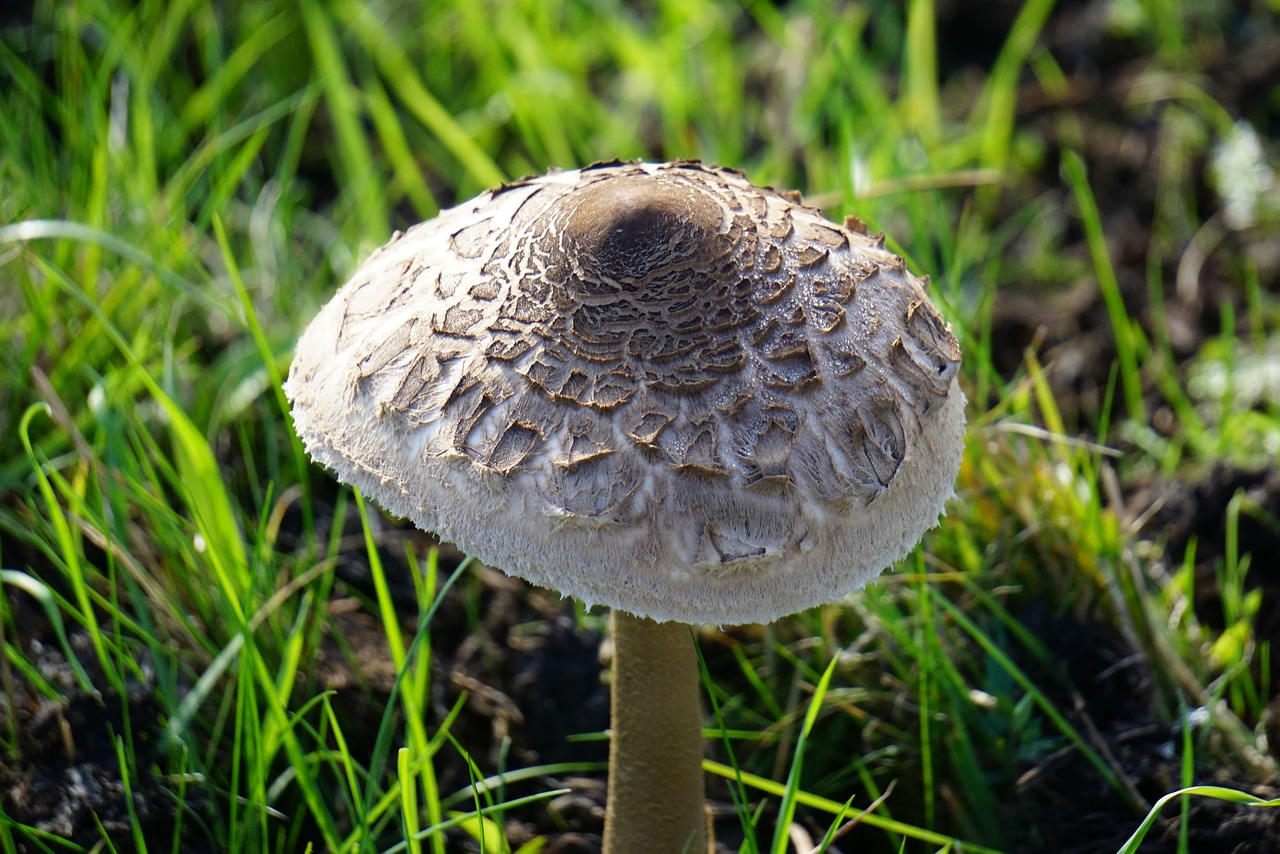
286, 160, 966, 624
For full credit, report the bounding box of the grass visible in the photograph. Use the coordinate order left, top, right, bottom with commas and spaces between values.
2, 0, 1279, 851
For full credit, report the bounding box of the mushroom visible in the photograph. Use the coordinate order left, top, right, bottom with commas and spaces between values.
285, 160, 965, 853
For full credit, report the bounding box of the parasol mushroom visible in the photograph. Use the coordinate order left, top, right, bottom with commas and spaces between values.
285, 160, 965, 853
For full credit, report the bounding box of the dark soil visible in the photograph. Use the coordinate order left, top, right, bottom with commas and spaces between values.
1006, 605, 1280, 853
0, 616, 216, 853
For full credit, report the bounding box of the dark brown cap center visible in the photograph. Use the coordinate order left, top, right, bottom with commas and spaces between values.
556, 175, 726, 294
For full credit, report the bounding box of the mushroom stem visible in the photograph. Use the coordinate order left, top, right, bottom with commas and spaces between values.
604, 610, 708, 854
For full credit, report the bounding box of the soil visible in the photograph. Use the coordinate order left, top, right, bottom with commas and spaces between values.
4, 1, 1280, 852
0, 616, 216, 852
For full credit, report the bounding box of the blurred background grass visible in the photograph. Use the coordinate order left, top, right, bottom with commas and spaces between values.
2, 0, 1279, 851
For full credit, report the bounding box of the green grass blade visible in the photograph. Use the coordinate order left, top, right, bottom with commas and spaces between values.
771, 655, 839, 854
702, 759, 1002, 854
1061, 150, 1148, 421
1116, 786, 1280, 854
297, 0, 388, 241
935, 595, 1144, 813
338, 0, 506, 191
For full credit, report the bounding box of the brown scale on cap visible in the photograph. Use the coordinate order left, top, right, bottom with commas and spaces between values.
286, 161, 965, 624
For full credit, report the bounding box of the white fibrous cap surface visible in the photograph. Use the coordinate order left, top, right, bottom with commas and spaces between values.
286, 160, 967, 624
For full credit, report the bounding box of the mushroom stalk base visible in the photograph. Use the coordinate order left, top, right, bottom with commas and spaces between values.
604, 610, 708, 854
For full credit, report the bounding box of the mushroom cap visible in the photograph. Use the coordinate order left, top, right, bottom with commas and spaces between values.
286, 161, 965, 625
